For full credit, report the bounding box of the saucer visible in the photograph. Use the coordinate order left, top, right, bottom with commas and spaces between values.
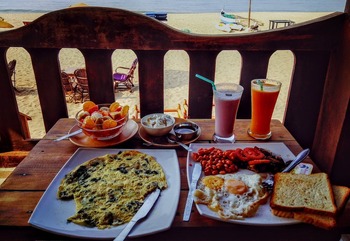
139, 118, 201, 147
69, 120, 138, 147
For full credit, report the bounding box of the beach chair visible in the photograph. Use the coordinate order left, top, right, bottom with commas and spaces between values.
61, 71, 77, 103
113, 58, 137, 92
7, 59, 18, 92
74, 68, 89, 102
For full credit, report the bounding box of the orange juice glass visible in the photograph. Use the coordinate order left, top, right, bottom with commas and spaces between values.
247, 79, 281, 140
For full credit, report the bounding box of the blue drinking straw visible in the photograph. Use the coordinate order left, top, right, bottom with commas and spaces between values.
195, 74, 216, 91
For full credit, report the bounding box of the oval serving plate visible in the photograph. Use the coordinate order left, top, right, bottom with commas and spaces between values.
139, 118, 201, 147
69, 119, 138, 147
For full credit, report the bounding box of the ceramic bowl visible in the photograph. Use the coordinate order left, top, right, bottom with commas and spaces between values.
141, 113, 175, 136
173, 121, 199, 140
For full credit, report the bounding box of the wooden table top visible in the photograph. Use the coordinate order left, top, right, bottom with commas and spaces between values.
0, 118, 348, 241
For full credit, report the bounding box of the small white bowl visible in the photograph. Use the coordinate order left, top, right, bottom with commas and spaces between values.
141, 113, 175, 136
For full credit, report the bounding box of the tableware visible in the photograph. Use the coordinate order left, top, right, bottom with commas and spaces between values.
166, 133, 192, 152
173, 122, 199, 141
247, 79, 281, 140
114, 189, 161, 241
54, 129, 82, 141
29, 148, 180, 239
195, 74, 217, 90
141, 113, 175, 136
139, 118, 201, 147
69, 119, 138, 147
187, 142, 299, 226
75, 103, 129, 140
213, 83, 244, 143
183, 163, 202, 221
262, 148, 310, 190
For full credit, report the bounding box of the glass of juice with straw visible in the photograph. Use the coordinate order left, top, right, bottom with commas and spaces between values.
247, 79, 281, 140
213, 83, 244, 143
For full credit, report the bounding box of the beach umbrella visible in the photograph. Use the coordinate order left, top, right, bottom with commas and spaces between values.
248, 0, 251, 26
0, 17, 14, 28
69, 2, 89, 8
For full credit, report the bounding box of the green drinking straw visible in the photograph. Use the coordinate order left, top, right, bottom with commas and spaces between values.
195, 74, 216, 90
257, 79, 264, 91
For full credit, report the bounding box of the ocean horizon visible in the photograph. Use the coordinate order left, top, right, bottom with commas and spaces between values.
0, 0, 346, 13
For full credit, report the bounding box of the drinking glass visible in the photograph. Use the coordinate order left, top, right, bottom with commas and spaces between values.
247, 79, 281, 140
213, 83, 244, 143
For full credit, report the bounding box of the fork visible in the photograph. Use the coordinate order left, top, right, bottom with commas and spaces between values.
262, 148, 310, 190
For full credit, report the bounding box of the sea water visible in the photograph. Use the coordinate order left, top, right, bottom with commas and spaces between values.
0, 0, 346, 13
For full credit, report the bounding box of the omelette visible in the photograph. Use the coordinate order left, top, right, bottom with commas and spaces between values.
57, 150, 167, 229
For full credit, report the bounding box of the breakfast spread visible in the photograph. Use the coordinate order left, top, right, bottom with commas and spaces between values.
194, 173, 269, 219
190, 145, 350, 228
57, 150, 167, 229
191, 146, 285, 221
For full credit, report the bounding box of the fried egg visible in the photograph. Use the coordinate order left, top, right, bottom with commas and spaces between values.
194, 173, 268, 220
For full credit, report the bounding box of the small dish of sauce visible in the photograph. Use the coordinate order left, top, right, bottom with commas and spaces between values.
173, 122, 199, 140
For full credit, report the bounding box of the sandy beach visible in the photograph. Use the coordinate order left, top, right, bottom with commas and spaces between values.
1, 11, 332, 138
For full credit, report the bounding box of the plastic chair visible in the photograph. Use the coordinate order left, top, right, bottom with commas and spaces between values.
61, 71, 77, 103
74, 68, 89, 102
113, 58, 137, 92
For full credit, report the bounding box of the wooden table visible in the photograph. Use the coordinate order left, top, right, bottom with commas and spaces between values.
269, 20, 295, 29
0, 119, 348, 241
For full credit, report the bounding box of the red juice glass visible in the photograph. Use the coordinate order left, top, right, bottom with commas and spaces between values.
213, 83, 244, 143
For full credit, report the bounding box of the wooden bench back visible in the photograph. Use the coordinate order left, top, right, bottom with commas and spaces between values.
0, 7, 349, 185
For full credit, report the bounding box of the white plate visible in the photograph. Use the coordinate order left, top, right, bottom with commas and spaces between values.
29, 148, 181, 239
187, 142, 299, 226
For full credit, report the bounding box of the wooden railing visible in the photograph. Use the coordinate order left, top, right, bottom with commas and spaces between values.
0, 7, 349, 185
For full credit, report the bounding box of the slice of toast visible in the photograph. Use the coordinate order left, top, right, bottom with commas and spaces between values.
332, 185, 350, 214
271, 185, 350, 229
270, 173, 337, 216
271, 208, 337, 229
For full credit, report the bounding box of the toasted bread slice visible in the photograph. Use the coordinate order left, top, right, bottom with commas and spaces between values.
271, 209, 294, 219
270, 173, 337, 216
332, 185, 350, 214
271, 208, 337, 229
271, 185, 350, 229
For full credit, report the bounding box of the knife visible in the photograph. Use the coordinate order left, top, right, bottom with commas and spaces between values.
183, 163, 202, 221
54, 129, 82, 141
262, 148, 310, 190
282, 148, 310, 173
114, 189, 161, 241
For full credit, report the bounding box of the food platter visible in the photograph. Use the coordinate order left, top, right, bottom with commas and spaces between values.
69, 119, 138, 147
139, 118, 201, 147
29, 148, 180, 239
187, 142, 300, 226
